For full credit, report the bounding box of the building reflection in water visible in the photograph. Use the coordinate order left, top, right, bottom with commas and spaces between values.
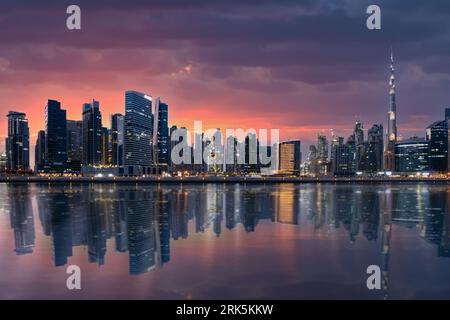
6, 183, 450, 280
8, 185, 35, 255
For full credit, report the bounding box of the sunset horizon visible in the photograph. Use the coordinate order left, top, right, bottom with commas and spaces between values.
2, 0, 450, 307
2, 1, 448, 158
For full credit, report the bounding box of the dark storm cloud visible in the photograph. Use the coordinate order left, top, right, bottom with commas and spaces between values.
0, 1, 445, 48
1, 0, 450, 148
0, 0, 316, 11
0, 0, 448, 85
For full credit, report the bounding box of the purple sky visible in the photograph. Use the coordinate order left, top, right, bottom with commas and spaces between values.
0, 0, 450, 155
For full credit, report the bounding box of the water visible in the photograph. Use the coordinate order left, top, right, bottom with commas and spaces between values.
0, 182, 449, 300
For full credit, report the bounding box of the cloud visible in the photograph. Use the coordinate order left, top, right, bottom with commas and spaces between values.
0, 0, 450, 156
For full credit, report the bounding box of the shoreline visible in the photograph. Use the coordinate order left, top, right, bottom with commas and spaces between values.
0, 175, 448, 184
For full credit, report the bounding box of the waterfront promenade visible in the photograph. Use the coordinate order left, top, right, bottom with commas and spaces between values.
0, 175, 448, 184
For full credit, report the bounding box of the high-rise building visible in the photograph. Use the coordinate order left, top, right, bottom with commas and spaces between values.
82, 100, 103, 166
261, 144, 274, 174
170, 125, 190, 173
332, 136, 356, 176
384, 49, 397, 171
395, 137, 429, 172
153, 98, 169, 170
305, 145, 318, 175
66, 120, 83, 164
102, 127, 110, 165
110, 113, 124, 167
45, 100, 67, 171
124, 90, 153, 175
34, 130, 46, 172
169, 125, 178, 172
354, 120, 364, 146
329, 132, 338, 169
426, 120, 448, 172
354, 120, 365, 171
360, 124, 384, 173
224, 135, 236, 174
331, 136, 343, 174
278, 140, 301, 176
204, 129, 223, 173
369, 124, 384, 170
193, 132, 206, 173
5, 111, 30, 172
242, 133, 260, 174
346, 134, 357, 173
317, 134, 329, 175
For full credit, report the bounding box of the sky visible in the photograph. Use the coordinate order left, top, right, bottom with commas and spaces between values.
1, 0, 450, 158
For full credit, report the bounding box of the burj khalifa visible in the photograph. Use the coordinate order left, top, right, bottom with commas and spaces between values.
384, 49, 397, 171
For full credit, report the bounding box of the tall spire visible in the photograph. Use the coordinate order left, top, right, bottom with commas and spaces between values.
390, 46, 394, 65
384, 47, 397, 171
389, 47, 395, 96
388, 48, 397, 141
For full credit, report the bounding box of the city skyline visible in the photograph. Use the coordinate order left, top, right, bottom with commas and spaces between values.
2, 1, 450, 303
1, 1, 450, 159
3, 50, 448, 176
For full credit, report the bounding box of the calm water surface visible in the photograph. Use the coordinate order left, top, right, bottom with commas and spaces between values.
0, 182, 449, 299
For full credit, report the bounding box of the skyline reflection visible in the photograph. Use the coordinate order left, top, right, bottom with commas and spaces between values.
6, 183, 450, 277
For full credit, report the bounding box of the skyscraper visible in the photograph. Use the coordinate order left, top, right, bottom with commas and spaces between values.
170, 125, 190, 173
369, 124, 384, 170
153, 97, 169, 170
332, 136, 356, 176
384, 49, 397, 171
332, 136, 344, 174
360, 124, 384, 173
124, 90, 153, 175
207, 128, 223, 173
34, 130, 46, 172
5, 111, 30, 172
426, 120, 448, 172
193, 132, 206, 173
395, 137, 429, 172
169, 124, 178, 172
82, 100, 103, 166
346, 134, 357, 173
354, 120, 364, 146
329, 131, 338, 170
305, 145, 318, 175
354, 119, 364, 171
110, 113, 124, 167
66, 120, 83, 165
102, 127, 110, 165
225, 135, 238, 174
243, 132, 259, 174
45, 99, 67, 171
317, 134, 329, 175
278, 140, 301, 176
